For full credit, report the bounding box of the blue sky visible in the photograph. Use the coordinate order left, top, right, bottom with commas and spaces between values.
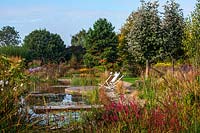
0, 0, 196, 46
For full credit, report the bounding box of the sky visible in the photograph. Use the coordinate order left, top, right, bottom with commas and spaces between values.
0, 0, 197, 46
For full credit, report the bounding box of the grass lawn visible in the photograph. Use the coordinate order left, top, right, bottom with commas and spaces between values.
122, 77, 139, 84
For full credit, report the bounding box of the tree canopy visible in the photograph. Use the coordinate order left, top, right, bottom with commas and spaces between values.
162, 0, 185, 61
65, 45, 86, 67
0, 26, 21, 46
127, 1, 162, 63
0, 0, 199, 73
183, 0, 200, 67
117, 11, 140, 75
126, 1, 162, 78
83, 18, 118, 68
23, 29, 66, 63
71, 29, 87, 48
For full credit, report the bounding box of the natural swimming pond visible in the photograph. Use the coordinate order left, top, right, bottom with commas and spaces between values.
21, 86, 102, 129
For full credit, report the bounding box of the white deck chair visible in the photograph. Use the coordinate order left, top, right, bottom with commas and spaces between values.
100, 72, 124, 90
103, 72, 113, 86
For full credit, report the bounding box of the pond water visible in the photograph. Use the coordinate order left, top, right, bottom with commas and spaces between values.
62, 94, 72, 103
21, 93, 83, 128
21, 86, 98, 128
28, 93, 84, 106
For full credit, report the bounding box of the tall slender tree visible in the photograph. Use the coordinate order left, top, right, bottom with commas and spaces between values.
118, 11, 140, 75
162, 0, 185, 72
83, 18, 118, 68
183, 0, 200, 68
127, 1, 162, 79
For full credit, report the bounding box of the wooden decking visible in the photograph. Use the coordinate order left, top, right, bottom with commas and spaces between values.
33, 105, 104, 113
30, 93, 66, 97
50, 85, 70, 88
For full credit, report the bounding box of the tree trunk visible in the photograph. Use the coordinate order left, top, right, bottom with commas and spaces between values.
145, 59, 150, 79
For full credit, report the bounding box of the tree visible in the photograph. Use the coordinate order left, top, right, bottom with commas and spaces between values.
71, 29, 87, 48
23, 29, 66, 64
118, 11, 141, 75
127, 1, 162, 79
162, 0, 185, 72
84, 18, 118, 68
183, 0, 200, 68
65, 45, 86, 67
83, 53, 99, 68
120, 11, 139, 37
0, 26, 21, 46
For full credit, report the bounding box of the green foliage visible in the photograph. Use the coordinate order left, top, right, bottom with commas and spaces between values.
71, 76, 99, 86
72, 69, 200, 132
85, 88, 99, 104
0, 26, 21, 46
71, 29, 87, 48
117, 12, 140, 75
84, 18, 118, 68
183, 0, 200, 67
0, 56, 29, 132
0, 45, 30, 60
119, 11, 138, 61
122, 77, 139, 84
162, 0, 185, 61
23, 29, 66, 64
65, 45, 86, 67
138, 79, 157, 109
83, 53, 98, 68
69, 54, 78, 67
127, 1, 162, 63
120, 11, 138, 37
94, 65, 106, 72
124, 0, 185, 76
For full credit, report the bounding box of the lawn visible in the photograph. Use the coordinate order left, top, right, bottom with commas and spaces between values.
122, 77, 139, 84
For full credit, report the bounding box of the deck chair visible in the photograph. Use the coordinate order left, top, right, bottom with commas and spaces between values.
100, 72, 124, 90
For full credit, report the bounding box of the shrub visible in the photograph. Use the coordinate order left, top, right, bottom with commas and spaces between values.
0, 45, 30, 61
85, 88, 99, 104
0, 55, 29, 132
73, 68, 200, 132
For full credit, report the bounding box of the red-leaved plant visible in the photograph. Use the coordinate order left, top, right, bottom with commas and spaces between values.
101, 95, 141, 125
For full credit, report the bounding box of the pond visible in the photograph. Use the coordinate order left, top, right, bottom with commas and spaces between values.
22, 94, 81, 129
21, 86, 100, 129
